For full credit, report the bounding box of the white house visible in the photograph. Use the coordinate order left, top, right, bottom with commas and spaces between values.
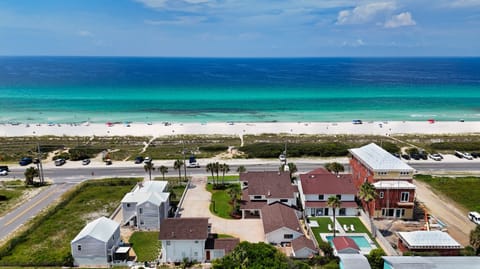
298, 168, 358, 217
71, 217, 121, 267
121, 181, 170, 230
291, 236, 318, 258
262, 202, 303, 244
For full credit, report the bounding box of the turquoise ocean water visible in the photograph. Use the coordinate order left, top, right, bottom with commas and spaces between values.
0, 57, 479, 123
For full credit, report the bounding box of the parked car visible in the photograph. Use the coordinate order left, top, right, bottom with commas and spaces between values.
0, 170, 7, 176
105, 159, 112, 165
55, 158, 66, 166
454, 151, 464, 158
279, 154, 286, 162
19, 157, 33, 166
187, 162, 200, 168
143, 157, 152, 164
82, 159, 91, 165
0, 166, 9, 172
410, 153, 421, 160
455, 150, 473, 160
429, 154, 442, 161
471, 152, 480, 158
401, 154, 411, 160
468, 211, 480, 225
134, 156, 144, 164
392, 153, 400, 158
419, 152, 428, 160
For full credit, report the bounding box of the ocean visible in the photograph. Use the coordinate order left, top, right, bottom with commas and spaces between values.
0, 57, 479, 123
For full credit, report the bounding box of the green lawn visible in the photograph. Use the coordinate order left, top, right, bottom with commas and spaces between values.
415, 174, 480, 212
207, 175, 239, 183
336, 217, 369, 234
308, 217, 333, 243
129, 232, 160, 262
206, 184, 239, 219
0, 181, 31, 216
0, 178, 140, 266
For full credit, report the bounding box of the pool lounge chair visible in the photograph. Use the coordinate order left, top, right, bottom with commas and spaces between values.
328, 224, 333, 231
343, 224, 349, 231
350, 224, 355, 231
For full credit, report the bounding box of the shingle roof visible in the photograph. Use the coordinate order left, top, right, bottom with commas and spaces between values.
240, 171, 297, 198
205, 238, 240, 254
240, 188, 267, 210
373, 181, 416, 189
291, 236, 317, 252
349, 143, 414, 171
398, 231, 462, 249
332, 236, 360, 251
72, 217, 118, 243
300, 171, 357, 195
159, 218, 209, 240
261, 202, 300, 234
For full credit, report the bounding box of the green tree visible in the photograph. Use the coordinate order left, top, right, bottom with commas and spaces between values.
287, 162, 298, 180
470, 225, 480, 254
24, 167, 39, 185
367, 248, 385, 269
359, 182, 378, 237
206, 163, 215, 185
324, 162, 345, 175
174, 159, 184, 183
214, 162, 220, 184
236, 165, 246, 173
158, 165, 168, 181
327, 195, 341, 237
228, 185, 242, 215
144, 162, 155, 181
220, 163, 230, 185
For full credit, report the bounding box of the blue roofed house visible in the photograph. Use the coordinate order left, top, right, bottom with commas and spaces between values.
71, 217, 121, 267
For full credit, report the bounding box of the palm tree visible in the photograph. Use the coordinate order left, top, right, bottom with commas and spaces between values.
470, 225, 480, 254
144, 162, 155, 181
325, 162, 345, 175
158, 165, 168, 181
327, 195, 342, 237
359, 182, 378, 237
24, 167, 39, 185
236, 165, 246, 174
220, 163, 230, 185
174, 159, 184, 183
213, 162, 220, 185
206, 163, 215, 185
228, 185, 242, 214
287, 162, 297, 180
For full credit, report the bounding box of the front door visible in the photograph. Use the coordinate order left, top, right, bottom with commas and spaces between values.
324, 208, 329, 216
206, 250, 211, 261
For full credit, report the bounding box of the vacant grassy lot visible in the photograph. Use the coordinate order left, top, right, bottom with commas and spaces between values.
206, 184, 240, 219
0, 180, 33, 216
129, 231, 160, 262
0, 178, 140, 266
207, 175, 239, 184
415, 174, 480, 212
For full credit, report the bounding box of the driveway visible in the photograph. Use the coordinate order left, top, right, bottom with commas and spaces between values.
414, 179, 476, 246
179, 176, 264, 243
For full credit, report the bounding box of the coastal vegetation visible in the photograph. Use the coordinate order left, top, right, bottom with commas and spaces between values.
0, 178, 140, 266
0, 180, 33, 216
414, 174, 480, 212
207, 183, 241, 219
129, 231, 160, 262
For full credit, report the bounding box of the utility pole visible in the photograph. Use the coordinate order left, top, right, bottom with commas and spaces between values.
37, 143, 45, 184
182, 141, 187, 182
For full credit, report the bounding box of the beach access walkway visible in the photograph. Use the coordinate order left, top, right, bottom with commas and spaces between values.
179, 176, 264, 242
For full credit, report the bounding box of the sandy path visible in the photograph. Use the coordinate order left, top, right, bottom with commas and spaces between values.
414, 179, 476, 246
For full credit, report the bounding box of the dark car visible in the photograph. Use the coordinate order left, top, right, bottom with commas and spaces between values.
401, 154, 410, 160
419, 152, 428, 160
392, 153, 400, 158
454, 151, 463, 158
471, 152, 480, 158
19, 157, 33, 166
105, 159, 112, 165
134, 156, 144, 164
0, 166, 9, 172
410, 153, 420, 160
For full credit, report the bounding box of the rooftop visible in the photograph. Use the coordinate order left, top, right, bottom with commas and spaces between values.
240, 171, 297, 198
349, 143, 414, 172
338, 254, 372, 269
261, 202, 300, 234
332, 236, 360, 251
205, 238, 240, 254
373, 181, 416, 189
300, 170, 357, 195
121, 180, 169, 204
291, 236, 317, 253
159, 218, 209, 240
71, 216, 119, 243
398, 231, 462, 249
382, 256, 480, 269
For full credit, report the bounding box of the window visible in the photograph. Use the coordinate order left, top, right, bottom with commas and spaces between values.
126, 203, 130, 207
139, 208, 143, 214
318, 194, 324, 200
280, 199, 288, 203
336, 194, 342, 200
77, 245, 82, 251
379, 192, 384, 199
194, 252, 198, 256
284, 234, 293, 239
400, 192, 409, 202
339, 208, 346, 216
166, 241, 171, 245
195, 240, 199, 243
400, 171, 410, 175
377, 172, 387, 176
253, 195, 262, 199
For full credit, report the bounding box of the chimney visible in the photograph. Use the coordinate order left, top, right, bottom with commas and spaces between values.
267, 190, 271, 196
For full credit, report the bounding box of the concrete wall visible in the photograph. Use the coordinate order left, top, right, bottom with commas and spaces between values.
161, 239, 206, 263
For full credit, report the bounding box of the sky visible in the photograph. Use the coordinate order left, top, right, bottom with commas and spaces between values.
0, 0, 479, 57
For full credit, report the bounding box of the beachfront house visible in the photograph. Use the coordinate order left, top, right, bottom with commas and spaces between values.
262, 202, 303, 244
159, 218, 239, 263
397, 231, 463, 256
349, 143, 416, 219
71, 217, 121, 267
298, 168, 358, 217
121, 181, 170, 230
239, 171, 298, 218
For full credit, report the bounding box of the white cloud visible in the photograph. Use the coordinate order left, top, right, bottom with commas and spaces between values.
134, 0, 168, 9
342, 38, 365, 47
78, 30, 93, 37
450, 0, 480, 7
145, 16, 206, 25
384, 12, 416, 28
336, 2, 396, 25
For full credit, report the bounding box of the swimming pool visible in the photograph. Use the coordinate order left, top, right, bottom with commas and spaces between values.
325, 234, 376, 254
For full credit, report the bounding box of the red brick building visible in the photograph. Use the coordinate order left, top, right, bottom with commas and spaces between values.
349, 143, 416, 219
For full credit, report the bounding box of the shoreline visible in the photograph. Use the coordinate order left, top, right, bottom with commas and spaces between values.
1, 120, 479, 137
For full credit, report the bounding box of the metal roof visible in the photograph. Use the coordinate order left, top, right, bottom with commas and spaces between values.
382, 256, 480, 269
349, 143, 414, 171
72, 217, 119, 243
373, 181, 416, 189
121, 181, 169, 204
397, 231, 462, 249
338, 254, 371, 269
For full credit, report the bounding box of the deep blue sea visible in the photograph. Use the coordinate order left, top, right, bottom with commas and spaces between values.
0, 57, 479, 123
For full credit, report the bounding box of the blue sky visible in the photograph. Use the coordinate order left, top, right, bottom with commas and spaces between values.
0, 0, 479, 57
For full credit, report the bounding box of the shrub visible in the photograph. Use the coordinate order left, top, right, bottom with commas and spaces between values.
52, 152, 70, 160
239, 142, 350, 158
380, 142, 400, 153
68, 146, 104, 161
431, 142, 480, 151
199, 145, 229, 152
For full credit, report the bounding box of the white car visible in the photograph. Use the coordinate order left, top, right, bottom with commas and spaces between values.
0, 170, 7, 176
428, 154, 442, 161
468, 211, 480, 225
463, 152, 474, 160
279, 154, 286, 162
187, 162, 200, 168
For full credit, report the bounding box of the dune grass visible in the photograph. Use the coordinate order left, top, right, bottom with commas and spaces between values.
0, 178, 140, 266
129, 231, 160, 262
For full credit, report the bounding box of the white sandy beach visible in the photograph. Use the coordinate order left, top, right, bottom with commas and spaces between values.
0, 121, 479, 137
